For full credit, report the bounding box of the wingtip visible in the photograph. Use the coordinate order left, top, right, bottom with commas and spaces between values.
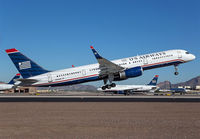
5, 48, 19, 54
90, 46, 94, 49
155, 75, 159, 77
16, 73, 21, 76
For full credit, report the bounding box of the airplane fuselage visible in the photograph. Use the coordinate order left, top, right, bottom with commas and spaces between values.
97, 84, 158, 92
18, 49, 195, 87
0, 84, 14, 91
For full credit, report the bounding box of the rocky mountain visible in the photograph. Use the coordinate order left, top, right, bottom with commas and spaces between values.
157, 81, 171, 89
173, 76, 200, 88
38, 84, 97, 92
158, 76, 200, 89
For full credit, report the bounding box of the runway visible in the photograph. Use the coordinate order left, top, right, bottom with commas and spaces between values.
0, 102, 200, 138
0, 95, 200, 102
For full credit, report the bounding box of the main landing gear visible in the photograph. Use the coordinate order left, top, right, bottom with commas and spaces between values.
174, 65, 179, 75
101, 75, 116, 90
102, 83, 116, 90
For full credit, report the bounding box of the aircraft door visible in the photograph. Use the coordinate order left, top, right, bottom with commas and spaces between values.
47, 74, 53, 83
177, 51, 182, 58
143, 58, 148, 65
82, 69, 86, 76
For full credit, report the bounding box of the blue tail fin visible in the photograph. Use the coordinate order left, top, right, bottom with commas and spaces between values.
6, 48, 50, 78
148, 75, 159, 86
90, 46, 103, 59
8, 73, 21, 84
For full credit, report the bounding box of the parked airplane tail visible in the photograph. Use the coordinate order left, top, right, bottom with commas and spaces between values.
8, 73, 21, 84
148, 75, 159, 86
5, 48, 50, 78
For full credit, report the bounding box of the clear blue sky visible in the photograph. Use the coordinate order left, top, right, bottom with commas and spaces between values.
0, 0, 199, 86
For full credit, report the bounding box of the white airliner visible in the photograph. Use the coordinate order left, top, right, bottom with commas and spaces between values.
0, 73, 20, 91
5, 47, 195, 89
98, 75, 159, 94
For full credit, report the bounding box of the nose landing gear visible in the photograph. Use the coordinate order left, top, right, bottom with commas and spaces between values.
174, 71, 179, 75
174, 65, 179, 75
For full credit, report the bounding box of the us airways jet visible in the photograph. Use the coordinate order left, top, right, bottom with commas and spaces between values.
0, 73, 20, 91
97, 75, 159, 94
5, 47, 195, 89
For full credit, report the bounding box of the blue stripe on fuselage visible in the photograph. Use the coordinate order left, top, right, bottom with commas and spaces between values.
37, 60, 184, 87
143, 61, 183, 70
39, 76, 100, 87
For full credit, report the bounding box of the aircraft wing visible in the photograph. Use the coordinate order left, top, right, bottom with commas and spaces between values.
14, 78, 38, 86
90, 46, 125, 77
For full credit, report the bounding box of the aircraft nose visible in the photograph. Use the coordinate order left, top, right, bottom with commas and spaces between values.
191, 54, 196, 60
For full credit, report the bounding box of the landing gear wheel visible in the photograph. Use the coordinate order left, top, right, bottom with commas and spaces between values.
102, 86, 106, 90
111, 83, 116, 87
107, 85, 111, 89
174, 72, 179, 75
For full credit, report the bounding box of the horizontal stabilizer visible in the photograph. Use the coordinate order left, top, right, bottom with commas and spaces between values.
15, 78, 38, 86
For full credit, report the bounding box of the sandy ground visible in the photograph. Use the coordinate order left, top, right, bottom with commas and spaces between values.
0, 102, 200, 139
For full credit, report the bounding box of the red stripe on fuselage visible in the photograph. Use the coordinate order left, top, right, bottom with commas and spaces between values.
34, 74, 99, 86
34, 59, 185, 86
142, 59, 185, 68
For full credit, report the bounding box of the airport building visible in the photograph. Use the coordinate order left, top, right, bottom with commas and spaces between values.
178, 86, 193, 90
177, 85, 200, 91
196, 86, 200, 90
3, 87, 37, 94
178, 86, 184, 88
185, 86, 192, 89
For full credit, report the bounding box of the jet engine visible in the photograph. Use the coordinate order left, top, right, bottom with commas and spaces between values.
114, 66, 143, 81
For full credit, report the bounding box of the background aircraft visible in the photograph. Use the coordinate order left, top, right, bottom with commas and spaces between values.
97, 75, 159, 95
170, 88, 187, 94
5, 47, 195, 89
0, 73, 20, 91
159, 84, 188, 95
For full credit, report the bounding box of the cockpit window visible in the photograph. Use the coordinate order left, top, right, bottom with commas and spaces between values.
186, 52, 190, 54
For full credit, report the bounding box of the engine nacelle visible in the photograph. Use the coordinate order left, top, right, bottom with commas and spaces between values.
114, 66, 143, 81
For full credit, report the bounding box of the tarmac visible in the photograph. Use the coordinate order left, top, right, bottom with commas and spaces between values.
0, 95, 200, 102
0, 93, 200, 138
0, 102, 200, 138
